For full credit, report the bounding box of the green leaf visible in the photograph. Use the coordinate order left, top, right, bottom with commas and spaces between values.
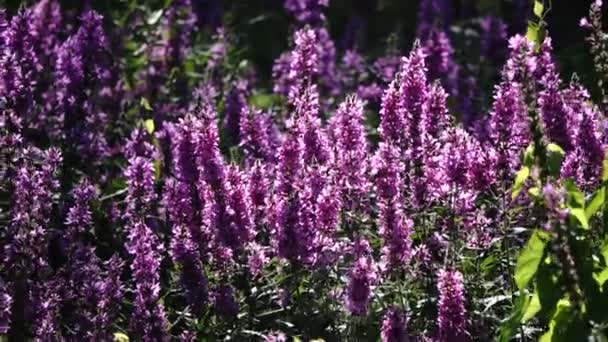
144, 119, 155, 134
114, 332, 130, 342
539, 299, 587, 342
146, 9, 164, 25
512, 166, 530, 200
601, 239, 608, 263
570, 208, 589, 229
528, 186, 541, 198
140, 97, 153, 111
533, 1, 544, 18
522, 291, 541, 322
523, 144, 535, 167
586, 187, 605, 219
546, 143, 565, 177
515, 230, 549, 290
603, 148, 608, 181
498, 294, 530, 342
539, 299, 571, 342
593, 268, 608, 287
565, 180, 585, 209
526, 22, 539, 46
250, 93, 278, 109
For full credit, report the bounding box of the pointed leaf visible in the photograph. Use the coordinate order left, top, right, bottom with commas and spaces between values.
512, 166, 530, 200
144, 119, 155, 134
586, 187, 605, 219
515, 230, 549, 290
534, 1, 544, 18
114, 333, 130, 342
570, 208, 589, 229
522, 291, 541, 322
546, 143, 565, 177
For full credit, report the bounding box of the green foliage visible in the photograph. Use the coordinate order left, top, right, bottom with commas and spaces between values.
514, 230, 550, 290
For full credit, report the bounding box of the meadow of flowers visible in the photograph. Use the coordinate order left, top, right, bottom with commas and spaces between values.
1, 0, 608, 340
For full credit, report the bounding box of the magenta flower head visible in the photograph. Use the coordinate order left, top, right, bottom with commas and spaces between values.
333, 94, 370, 213
488, 81, 529, 177
381, 307, 409, 342
288, 27, 319, 101
437, 268, 467, 342
379, 76, 406, 145
1, 9, 40, 117
284, 0, 329, 24
503, 35, 537, 84
127, 221, 169, 340
422, 29, 458, 96
346, 252, 378, 316
537, 38, 574, 151
373, 142, 412, 270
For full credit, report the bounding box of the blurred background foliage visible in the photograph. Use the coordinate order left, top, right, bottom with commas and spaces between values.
0, 0, 599, 94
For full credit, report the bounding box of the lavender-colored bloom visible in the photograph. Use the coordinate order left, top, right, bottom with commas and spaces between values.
288, 27, 319, 101
169, 222, 208, 312
195, 105, 225, 194
379, 76, 405, 146
1, 9, 40, 116
295, 86, 331, 165
0, 282, 11, 334
435, 127, 471, 189
400, 43, 429, 152
503, 35, 537, 85
124, 156, 156, 221
416, 0, 452, 39
374, 54, 402, 83
346, 252, 377, 316
223, 79, 249, 145
274, 26, 338, 103
422, 29, 458, 96
333, 94, 370, 213
373, 142, 412, 269
312, 181, 341, 266
284, 0, 329, 25
6, 148, 61, 274
247, 242, 268, 278
223, 165, 255, 250
239, 107, 277, 165
271, 121, 308, 262
357, 83, 384, 102
399, 44, 431, 206
381, 307, 409, 342
127, 221, 169, 340
248, 162, 270, 226
161, 0, 196, 68
423, 82, 450, 143
33, 278, 63, 341
213, 285, 239, 318
479, 16, 508, 65
124, 126, 158, 160
54, 10, 113, 158
561, 89, 605, 190
537, 38, 574, 151
172, 116, 200, 183
437, 269, 467, 342
264, 331, 288, 342
65, 180, 96, 244
488, 81, 529, 178
90, 255, 124, 340
31, 0, 62, 61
